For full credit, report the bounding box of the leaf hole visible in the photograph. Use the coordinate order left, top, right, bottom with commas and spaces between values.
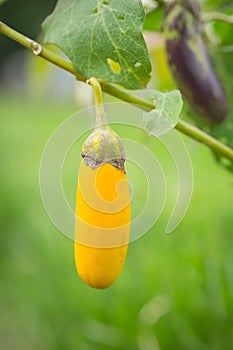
117, 16, 125, 21
93, 7, 98, 14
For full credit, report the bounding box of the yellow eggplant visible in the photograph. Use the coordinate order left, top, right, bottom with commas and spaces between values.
74, 78, 131, 289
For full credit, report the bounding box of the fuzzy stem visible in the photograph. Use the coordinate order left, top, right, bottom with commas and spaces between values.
1, 21, 233, 163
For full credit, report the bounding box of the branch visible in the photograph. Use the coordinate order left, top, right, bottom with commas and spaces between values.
1, 21, 233, 163
203, 11, 233, 25
176, 120, 233, 162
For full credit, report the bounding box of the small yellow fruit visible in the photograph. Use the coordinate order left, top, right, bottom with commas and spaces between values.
74, 77, 131, 289
74, 161, 131, 289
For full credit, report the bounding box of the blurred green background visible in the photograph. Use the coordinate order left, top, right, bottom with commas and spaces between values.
1, 1, 233, 349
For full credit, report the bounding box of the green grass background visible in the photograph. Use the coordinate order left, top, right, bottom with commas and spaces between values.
0, 92, 233, 350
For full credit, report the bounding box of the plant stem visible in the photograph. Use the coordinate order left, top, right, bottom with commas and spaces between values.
87, 78, 104, 107
87, 77, 108, 127
1, 21, 233, 163
176, 120, 233, 162
0, 22, 86, 82
100, 80, 153, 110
203, 11, 233, 25
155, 0, 166, 7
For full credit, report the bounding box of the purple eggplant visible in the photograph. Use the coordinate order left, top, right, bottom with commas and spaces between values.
164, 0, 228, 123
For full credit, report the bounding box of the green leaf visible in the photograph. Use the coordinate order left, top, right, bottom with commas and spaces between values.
143, 90, 183, 137
42, 0, 152, 90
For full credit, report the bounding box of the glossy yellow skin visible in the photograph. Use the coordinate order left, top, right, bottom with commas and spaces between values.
74, 161, 131, 289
